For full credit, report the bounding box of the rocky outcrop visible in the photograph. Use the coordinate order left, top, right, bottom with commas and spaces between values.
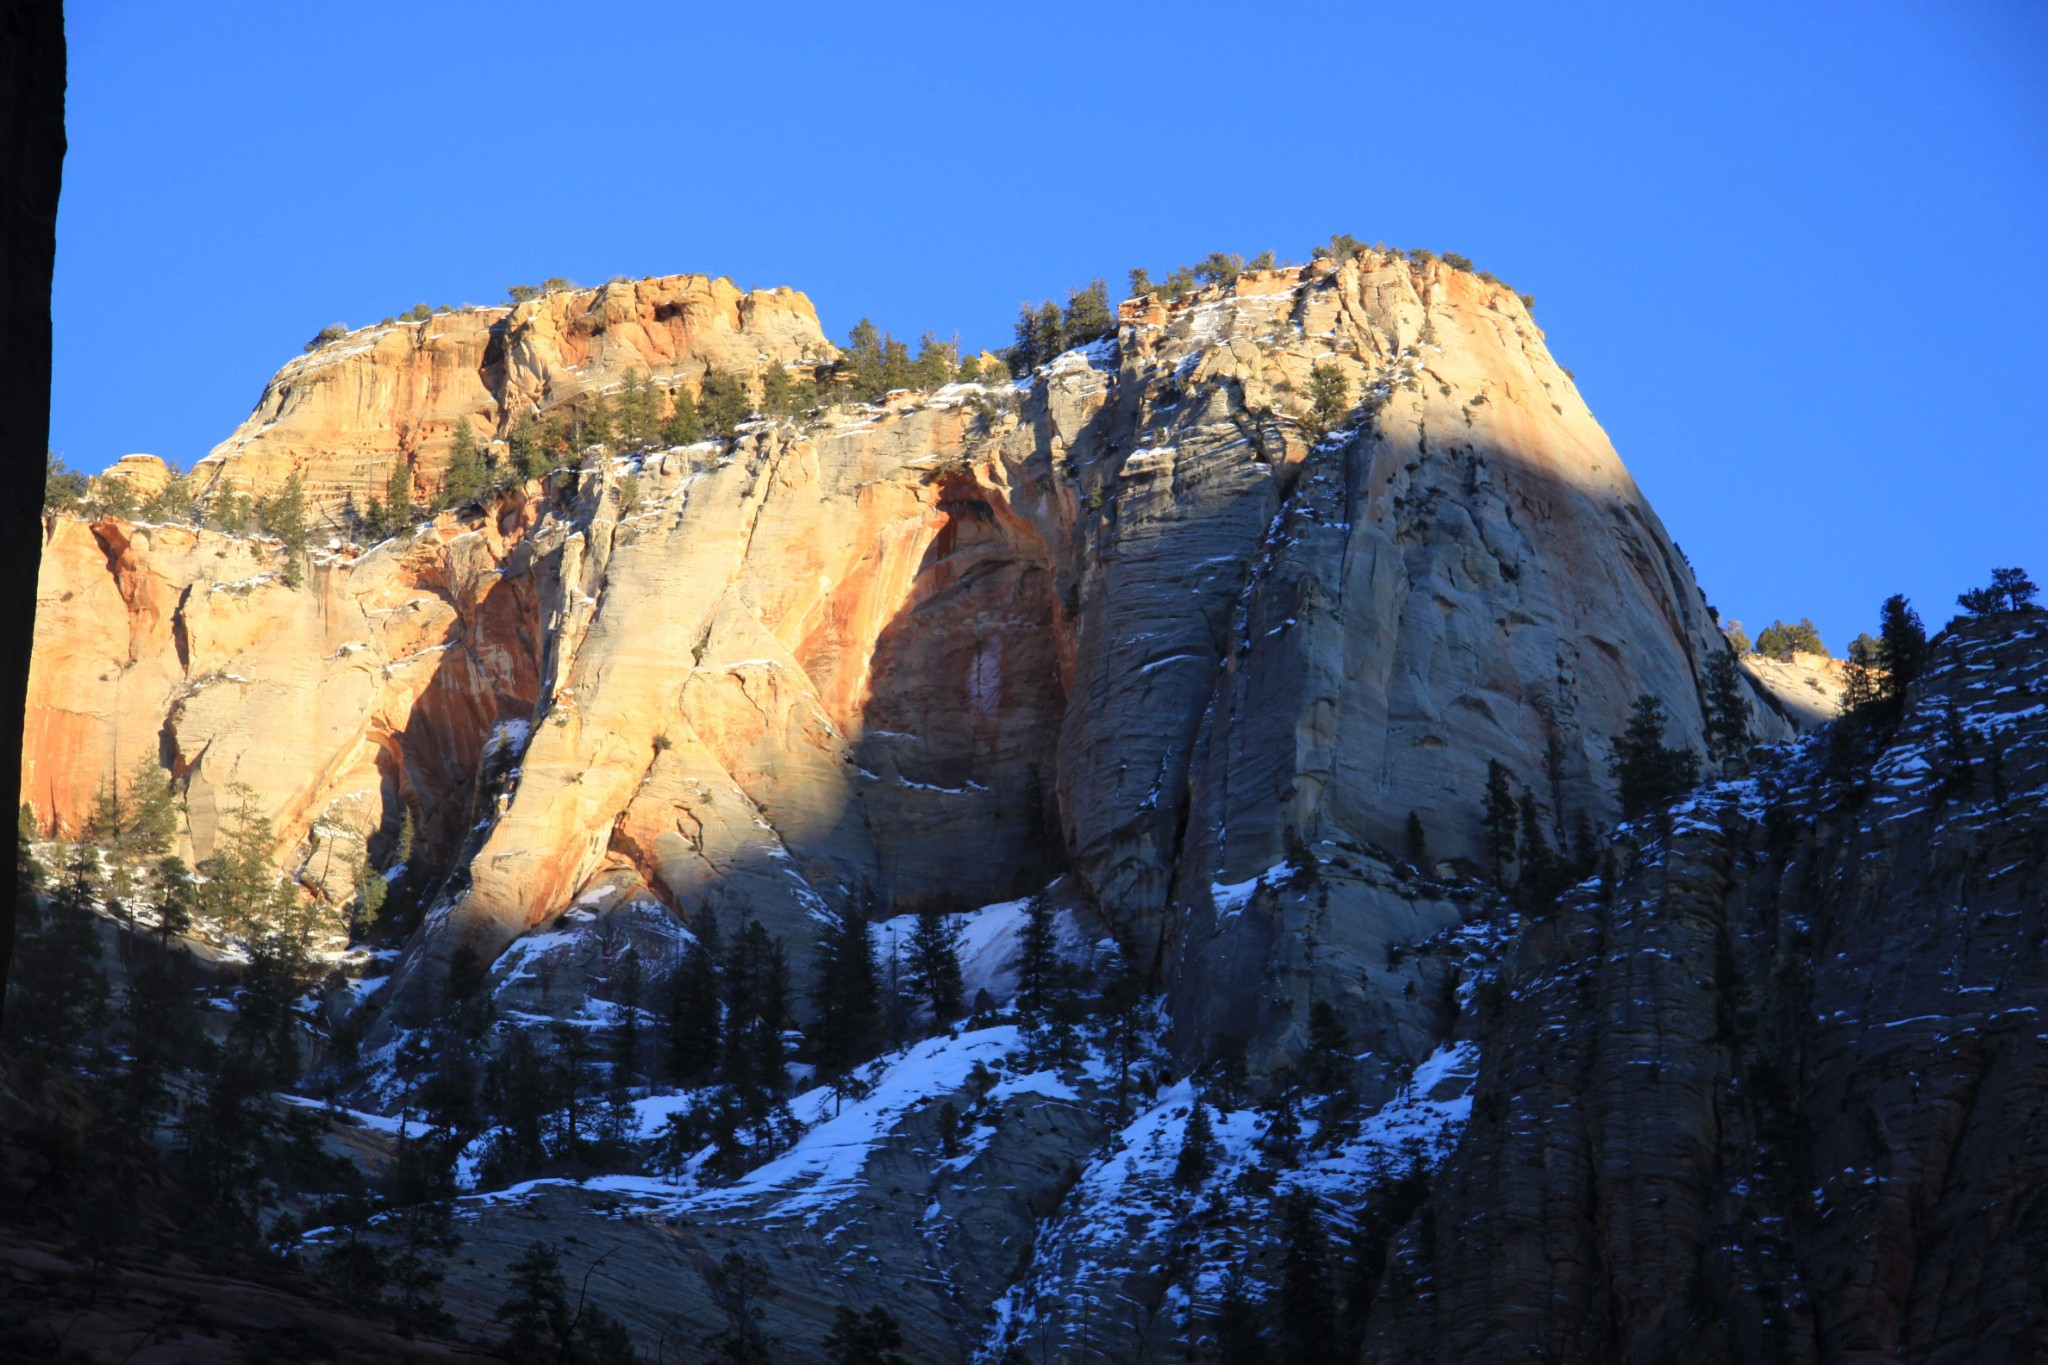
1363, 613, 2048, 1364
22, 503, 547, 904
29, 253, 1795, 1067
92, 452, 173, 502
1743, 648, 1847, 729
192, 275, 835, 521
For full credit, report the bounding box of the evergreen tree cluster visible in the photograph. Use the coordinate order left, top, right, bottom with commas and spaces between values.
491, 1240, 638, 1364
1197, 1169, 1432, 1365
1753, 617, 1828, 659
252, 472, 311, 587
1006, 279, 1114, 373
1608, 694, 1703, 824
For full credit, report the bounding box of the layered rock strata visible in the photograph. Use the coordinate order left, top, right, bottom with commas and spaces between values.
192, 274, 835, 520
1364, 614, 2048, 1364
27, 253, 1794, 1064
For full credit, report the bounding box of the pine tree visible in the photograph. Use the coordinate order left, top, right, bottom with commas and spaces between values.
1016, 894, 1058, 1017
494, 1241, 572, 1361
508, 413, 547, 479
905, 905, 966, 1023
482, 1030, 556, 1184
699, 369, 750, 438
87, 756, 179, 863
812, 902, 881, 1074
823, 1305, 911, 1365
661, 385, 705, 446
1259, 1088, 1302, 1168
1173, 1096, 1218, 1188
1209, 1267, 1269, 1364
880, 336, 914, 394
197, 784, 288, 936
1481, 759, 1518, 883
8, 842, 110, 1061
1937, 705, 1974, 802
259, 472, 310, 588
1609, 695, 1702, 821
1875, 593, 1927, 717
1755, 618, 1828, 659
440, 421, 488, 510
667, 914, 724, 1084
617, 370, 661, 452
1277, 1189, 1338, 1365
723, 921, 791, 1106
1061, 280, 1113, 347
761, 364, 795, 416
151, 854, 194, 941
911, 333, 957, 391
1298, 363, 1351, 445
1034, 300, 1064, 363
1305, 1001, 1354, 1108
384, 458, 415, 530
1701, 648, 1753, 765
1516, 787, 1560, 909
610, 945, 644, 1083
844, 319, 887, 401
578, 393, 615, 453
1404, 810, 1429, 872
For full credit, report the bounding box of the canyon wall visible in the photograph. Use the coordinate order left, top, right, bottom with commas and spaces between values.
1365, 614, 2048, 1365
26, 253, 1810, 1060
191, 274, 835, 520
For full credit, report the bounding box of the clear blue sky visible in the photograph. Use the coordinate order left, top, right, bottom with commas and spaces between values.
52, 1, 2046, 650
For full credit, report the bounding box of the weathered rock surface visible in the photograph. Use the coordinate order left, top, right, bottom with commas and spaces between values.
193, 275, 835, 519
28, 253, 1795, 1067
23, 503, 547, 902
1364, 614, 2048, 1364
1743, 648, 1847, 729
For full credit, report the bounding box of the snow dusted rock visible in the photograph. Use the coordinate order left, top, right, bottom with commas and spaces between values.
1365, 613, 2048, 1364
422, 1026, 1113, 1361
29, 252, 1795, 1064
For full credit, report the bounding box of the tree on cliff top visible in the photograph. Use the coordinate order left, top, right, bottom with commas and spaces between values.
1958, 566, 2039, 615
1754, 617, 1827, 659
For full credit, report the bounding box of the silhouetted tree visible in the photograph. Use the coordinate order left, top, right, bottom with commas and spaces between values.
1480, 759, 1517, 883
667, 914, 724, 1085
905, 906, 965, 1023
823, 1305, 910, 1365
1173, 1096, 1218, 1188
811, 902, 881, 1074
1608, 695, 1702, 821
1277, 1190, 1339, 1364
1701, 649, 1752, 765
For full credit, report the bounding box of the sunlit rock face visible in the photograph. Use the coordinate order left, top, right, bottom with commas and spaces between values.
26, 252, 1792, 1060
191, 274, 837, 519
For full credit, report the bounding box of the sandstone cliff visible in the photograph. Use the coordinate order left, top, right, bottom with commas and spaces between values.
22, 253, 2033, 1364
192, 275, 834, 519
27, 253, 1798, 1069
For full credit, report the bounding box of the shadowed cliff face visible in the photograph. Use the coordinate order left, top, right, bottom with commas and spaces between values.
26, 254, 1808, 1064
1363, 615, 2048, 1365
